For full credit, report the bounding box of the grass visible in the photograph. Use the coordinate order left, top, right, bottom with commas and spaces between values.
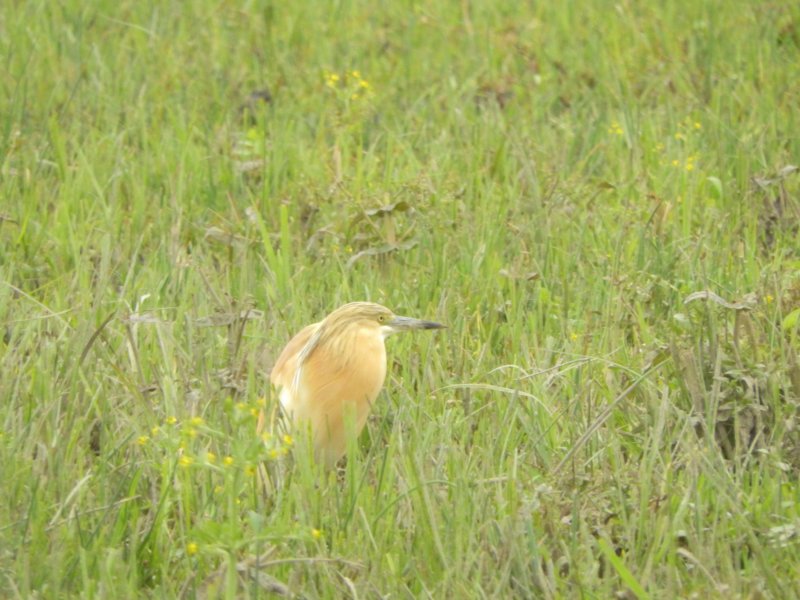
2, 0, 800, 597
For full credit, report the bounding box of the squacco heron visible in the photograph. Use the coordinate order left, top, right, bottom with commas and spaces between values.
268, 302, 444, 466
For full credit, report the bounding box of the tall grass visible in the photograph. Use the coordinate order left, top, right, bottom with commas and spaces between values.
2, 0, 799, 596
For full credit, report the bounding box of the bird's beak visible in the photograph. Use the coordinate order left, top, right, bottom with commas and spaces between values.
387, 315, 446, 332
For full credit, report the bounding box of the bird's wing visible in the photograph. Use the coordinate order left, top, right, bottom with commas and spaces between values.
270, 322, 321, 389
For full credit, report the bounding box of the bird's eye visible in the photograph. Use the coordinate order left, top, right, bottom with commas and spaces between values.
377, 314, 385, 323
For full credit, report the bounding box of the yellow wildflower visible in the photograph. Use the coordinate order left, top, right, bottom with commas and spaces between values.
186, 542, 198, 556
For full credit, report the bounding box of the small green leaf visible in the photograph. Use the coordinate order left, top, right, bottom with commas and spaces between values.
706, 176, 723, 199
782, 308, 800, 331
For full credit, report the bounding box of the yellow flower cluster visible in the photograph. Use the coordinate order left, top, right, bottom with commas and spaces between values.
607, 121, 624, 136
131, 400, 295, 511
324, 69, 373, 101
671, 154, 698, 171
325, 72, 340, 87
234, 401, 260, 418
652, 116, 702, 172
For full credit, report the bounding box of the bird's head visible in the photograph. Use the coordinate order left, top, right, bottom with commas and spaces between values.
325, 302, 445, 339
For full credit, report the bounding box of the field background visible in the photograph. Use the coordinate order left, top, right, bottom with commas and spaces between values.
2, 0, 800, 597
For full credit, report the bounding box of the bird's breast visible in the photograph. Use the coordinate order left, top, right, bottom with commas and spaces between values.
283, 327, 388, 423
340, 326, 388, 408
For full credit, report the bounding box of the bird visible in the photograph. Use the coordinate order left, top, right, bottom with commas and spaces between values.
264, 302, 444, 466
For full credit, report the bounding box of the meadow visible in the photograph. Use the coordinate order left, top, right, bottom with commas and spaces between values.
2, 0, 800, 597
